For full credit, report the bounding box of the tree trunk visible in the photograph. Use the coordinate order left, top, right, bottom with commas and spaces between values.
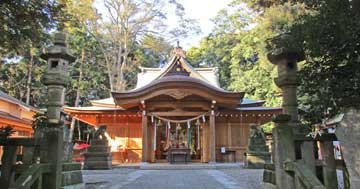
25, 49, 34, 105
68, 49, 85, 143
352, 0, 360, 15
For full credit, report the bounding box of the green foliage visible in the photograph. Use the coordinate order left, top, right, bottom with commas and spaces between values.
0, 0, 63, 57
32, 113, 49, 131
0, 50, 47, 107
0, 126, 15, 141
289, 0, 360, 124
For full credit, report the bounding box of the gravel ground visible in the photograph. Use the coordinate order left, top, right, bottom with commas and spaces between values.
83, 168, 345, 189
83, 168, 263, 189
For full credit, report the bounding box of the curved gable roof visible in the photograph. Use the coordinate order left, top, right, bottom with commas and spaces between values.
136, 55, 220, 88
112, 75, 244, 109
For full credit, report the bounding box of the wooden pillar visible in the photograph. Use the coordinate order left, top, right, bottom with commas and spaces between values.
320, 140, 338, 189
209, 110, 216, 163
201, 123, 208, 163
141, 110, 148, 162
149, 122, 155, 162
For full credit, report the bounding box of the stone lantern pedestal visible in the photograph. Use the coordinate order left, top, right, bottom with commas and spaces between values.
83, 125, 112, 170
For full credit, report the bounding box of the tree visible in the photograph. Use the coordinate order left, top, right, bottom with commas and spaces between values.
0, 0, 63, 58
88, 0, 200, 92
286, 0, 360, 124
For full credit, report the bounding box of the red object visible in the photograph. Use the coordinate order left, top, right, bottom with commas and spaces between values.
73, 157, 84, 162
73, 143, 90, 150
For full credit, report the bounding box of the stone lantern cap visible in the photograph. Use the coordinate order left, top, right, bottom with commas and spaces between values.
40, 33, 76, 62
267, 33, 305, 64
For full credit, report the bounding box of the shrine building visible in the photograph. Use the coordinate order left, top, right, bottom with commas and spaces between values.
64, 47, 281, 163
0, 90, 40, 137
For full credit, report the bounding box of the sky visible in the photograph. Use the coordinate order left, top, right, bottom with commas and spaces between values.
177, 0, 232, 49
94, 0, 232, 49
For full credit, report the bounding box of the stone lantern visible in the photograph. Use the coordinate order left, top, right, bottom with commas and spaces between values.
41, 33, 76, 124
40, 33, 76, 188
267, 33, 304, 123
266, 34, 316, 188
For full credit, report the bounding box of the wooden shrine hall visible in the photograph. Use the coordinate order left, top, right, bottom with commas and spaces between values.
64, 47, 281, 164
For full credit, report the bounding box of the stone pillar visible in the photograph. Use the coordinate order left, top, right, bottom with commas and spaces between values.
141, 110, 148, 163
272, 114, 295, 189
209, 110, 216, 163
41, 33, 75, 189
337, 109, 360, 188
320, 140, 338, 189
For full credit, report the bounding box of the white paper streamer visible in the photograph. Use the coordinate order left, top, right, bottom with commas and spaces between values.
202, 115, 206, 122
187, 121, 191, 128
153, 122, 157, 151
151, 115, 154, 123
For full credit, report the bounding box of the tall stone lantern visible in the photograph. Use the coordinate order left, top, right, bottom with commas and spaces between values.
266, 34, 316, 188
267, 34, 304, 124
41, 33, 76, 124
40, 33, 76, 188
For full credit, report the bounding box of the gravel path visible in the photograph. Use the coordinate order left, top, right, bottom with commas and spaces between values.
83, 168, 263, 189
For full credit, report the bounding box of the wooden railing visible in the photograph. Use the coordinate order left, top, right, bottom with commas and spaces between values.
264, 131, 347, 189
284, 161, 324, 189
0, 137, 48, 189
9, 163, 51, 189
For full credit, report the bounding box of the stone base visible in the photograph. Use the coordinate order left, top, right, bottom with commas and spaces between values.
246, 152, 271, 169
83, 139, 112, 170
83, 160, 112, 170
62, 162, 84, 188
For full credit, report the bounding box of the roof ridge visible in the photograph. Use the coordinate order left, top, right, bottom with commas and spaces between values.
0, 90, 41, 113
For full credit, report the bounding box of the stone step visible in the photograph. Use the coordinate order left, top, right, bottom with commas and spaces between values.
62, 170, 83, 186
84, 152, 112, 157
87, 146, 110, 153
62, 162, 82, 172
91, 139, 108, 146
84, 161, 112, 170
85, 156, 112, 162
137, 163, 243, 170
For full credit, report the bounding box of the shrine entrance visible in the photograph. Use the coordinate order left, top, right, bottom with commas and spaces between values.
152, 116, 204, 162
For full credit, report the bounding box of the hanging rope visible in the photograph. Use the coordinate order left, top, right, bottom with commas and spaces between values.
150, 112, 209, 124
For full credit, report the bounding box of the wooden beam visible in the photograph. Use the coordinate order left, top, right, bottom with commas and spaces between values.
151, 111, 208, 117
146, 101, 211, 111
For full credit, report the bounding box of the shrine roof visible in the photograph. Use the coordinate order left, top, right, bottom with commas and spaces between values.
0, 90, 41, 113
0, 111, 32, 126
112, 75, 244, 108
136, 55, 220, 88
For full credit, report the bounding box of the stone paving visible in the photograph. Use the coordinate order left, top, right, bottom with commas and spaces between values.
83, 168, 263, 189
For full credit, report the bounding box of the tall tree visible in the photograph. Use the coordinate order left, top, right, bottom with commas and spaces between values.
0, 0, 63, 58
285, 0, 360, 124
88, 0, 200, 92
